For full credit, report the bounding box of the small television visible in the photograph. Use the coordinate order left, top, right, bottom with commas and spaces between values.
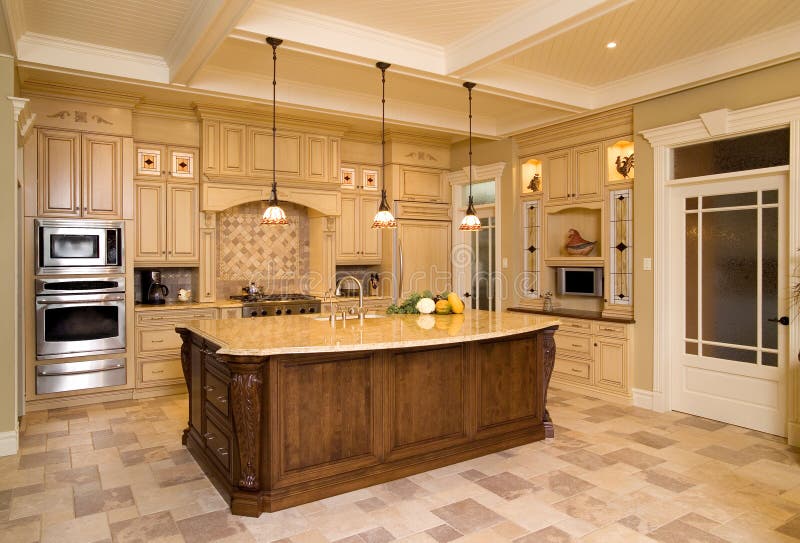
557, 267, 603, 297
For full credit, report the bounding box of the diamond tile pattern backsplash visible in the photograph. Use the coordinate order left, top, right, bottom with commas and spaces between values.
216, 201, 309, 297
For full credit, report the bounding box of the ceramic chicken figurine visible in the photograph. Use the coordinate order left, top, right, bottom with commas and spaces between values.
565, 229, 596, 256
615, 153, 634, 178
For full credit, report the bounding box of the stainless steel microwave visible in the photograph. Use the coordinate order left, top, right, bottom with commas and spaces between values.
36, 218, 124, 275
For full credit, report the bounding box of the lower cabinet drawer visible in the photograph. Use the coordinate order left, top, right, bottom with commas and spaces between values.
204, 371, 229, 416
137, 327, 182, 354
554, 358, 590, 381
204, 416, 231, 472
555, 332, 592, 358
141, 358, 183, 383
593, 321, 626, 339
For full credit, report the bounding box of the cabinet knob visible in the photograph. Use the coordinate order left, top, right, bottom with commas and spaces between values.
594, 343, 598, 347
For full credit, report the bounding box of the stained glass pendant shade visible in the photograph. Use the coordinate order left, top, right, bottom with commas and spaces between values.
261, 36, 288, 226
459, 82, 480, 231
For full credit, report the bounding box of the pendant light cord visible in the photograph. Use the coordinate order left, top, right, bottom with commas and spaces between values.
271, 39, 278, 202
468, 85, 473, 200
380, 64, 386, 195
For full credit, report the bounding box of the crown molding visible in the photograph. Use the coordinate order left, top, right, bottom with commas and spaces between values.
134, 102, 198, 121
16, 33, 170, 83
515, 106, 632, 154
1, 0, 26, 57
20, 79, 142, 108
445, 162, 507, 186
193, 102, 350, 134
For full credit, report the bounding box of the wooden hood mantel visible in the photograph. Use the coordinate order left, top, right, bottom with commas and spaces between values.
201, 180, 341, 216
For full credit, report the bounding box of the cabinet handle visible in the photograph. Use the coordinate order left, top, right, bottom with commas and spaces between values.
203, 385, 215, 392
203, 432, 214, 439
217, 447, 229, 456
570, 368, 582, 373
151, 369, 164, 374
216, 395, 227, 404
151, 339, 164, 343
571, 343, 582, 348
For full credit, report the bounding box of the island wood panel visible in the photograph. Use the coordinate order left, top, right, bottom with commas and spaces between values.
386, 345, 470, 460
476, 335, 541, 438
272, 352, 380, 486
177, 324, 558, 517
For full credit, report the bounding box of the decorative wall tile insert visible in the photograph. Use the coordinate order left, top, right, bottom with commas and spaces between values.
216, 201, 309, 296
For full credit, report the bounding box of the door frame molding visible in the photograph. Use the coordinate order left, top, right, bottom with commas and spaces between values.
642, 97, 800, 443
445, 162, 505, 311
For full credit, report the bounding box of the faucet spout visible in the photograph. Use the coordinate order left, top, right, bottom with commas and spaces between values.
335, 275, 365, 324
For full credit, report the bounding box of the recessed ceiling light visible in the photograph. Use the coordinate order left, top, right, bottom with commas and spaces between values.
606, 41, 617, 49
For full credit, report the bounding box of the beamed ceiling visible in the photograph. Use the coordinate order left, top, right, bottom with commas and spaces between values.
4, 0, 800, 138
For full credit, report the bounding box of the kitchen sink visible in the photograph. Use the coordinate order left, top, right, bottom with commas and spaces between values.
312, 314, 386, 321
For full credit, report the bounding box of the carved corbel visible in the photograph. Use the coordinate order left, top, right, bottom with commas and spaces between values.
227, 360, 265, 492
540, 327, 557, 439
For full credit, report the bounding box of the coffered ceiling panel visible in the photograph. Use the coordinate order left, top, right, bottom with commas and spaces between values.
505, 0, 800, 86
270, 0, 530, 46
23, 0, 198, 56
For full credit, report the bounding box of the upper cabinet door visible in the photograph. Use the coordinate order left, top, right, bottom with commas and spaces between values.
220, 122, 246, 175
573, 143, 602, 202
167, 184, 199, 262
38, 129, 81, 217
167, 147, 198, 183
203, 120, 220, 174
134, 181, 165, 261
397, 166, 449, 203
248, 127, 302, 178
359, 194, 381, 262
336, 193, 359, 262
82, 134, 123, 218
543, 150, 571, 205
305, 135, 328, 181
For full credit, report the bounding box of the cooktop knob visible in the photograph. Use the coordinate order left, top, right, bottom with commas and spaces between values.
250, 311, 258, 317
261, 310, 268, 316
275, 309, 282, 315
299, 308, 306, 314
308, 307, 315, 313
285, 308, 292, 315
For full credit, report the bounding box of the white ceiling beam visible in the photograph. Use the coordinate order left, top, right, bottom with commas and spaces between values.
472, 63, 594, 110
16, 33, 169, 83
445, 0, 634, 77
1, 0, 26, 56
592, 20, 800, 109
166, 0, 253, 85
190, 66, 499, 136
235, 1, 446, 74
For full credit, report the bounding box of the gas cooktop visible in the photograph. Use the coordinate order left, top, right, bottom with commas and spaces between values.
230, 293, 321, 317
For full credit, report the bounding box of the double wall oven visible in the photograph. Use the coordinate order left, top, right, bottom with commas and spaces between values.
34, 219, 127, 395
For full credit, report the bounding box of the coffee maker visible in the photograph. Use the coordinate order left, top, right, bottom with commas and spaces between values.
140, 270, 169, 305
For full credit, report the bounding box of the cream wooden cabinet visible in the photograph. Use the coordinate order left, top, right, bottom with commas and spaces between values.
199, 228, 216, 302
38, 129, 123, 218
220, 122, 246, 175
220, 307, 242, 319
134, 181, 199, 265
336, 190, 381, 264
552, 317, 631, 402
397, 219, 451, 298
392, 165, 450, 203
134, 142, 197, 182
248, 127, 302, 178
541, 143, 602, 206
135, 308, 217, 389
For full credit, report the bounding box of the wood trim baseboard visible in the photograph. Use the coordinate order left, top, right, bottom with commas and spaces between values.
631, 388, 654, 410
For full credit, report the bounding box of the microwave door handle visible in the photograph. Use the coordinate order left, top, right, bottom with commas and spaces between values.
37, 364, 125, 377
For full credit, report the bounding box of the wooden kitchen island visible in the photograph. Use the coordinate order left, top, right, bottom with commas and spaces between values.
176, 311, 559, 517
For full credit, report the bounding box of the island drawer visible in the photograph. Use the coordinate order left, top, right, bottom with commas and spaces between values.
204, 416, 231, 472
554, 358, 590, 382
204, 370, 229, 417
554, 332, 592, 359
593, 322, 626, 339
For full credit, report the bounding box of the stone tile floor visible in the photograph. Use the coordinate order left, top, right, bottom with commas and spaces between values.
3, 387, 800, 542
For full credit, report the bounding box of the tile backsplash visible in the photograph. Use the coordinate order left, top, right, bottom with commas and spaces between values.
216, 201, 310, 297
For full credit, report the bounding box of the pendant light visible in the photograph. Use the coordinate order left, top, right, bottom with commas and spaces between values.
372, 61, 397, 229
261, 37, 288, 225
459, 82, 481, 231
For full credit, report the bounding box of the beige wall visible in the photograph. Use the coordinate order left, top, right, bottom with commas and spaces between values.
633, 59, 800, 390
0, 54, 17, 439
449, 137, 516, 306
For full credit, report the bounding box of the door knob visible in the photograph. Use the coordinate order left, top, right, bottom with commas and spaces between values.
768, 316, 790, 326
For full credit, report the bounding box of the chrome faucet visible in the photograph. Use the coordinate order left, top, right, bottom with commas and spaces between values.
335, 275, 365, 324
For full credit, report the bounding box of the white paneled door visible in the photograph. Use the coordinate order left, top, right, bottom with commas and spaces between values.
668, 174, 789, 435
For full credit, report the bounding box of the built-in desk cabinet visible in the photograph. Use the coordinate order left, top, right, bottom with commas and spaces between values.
552, 317, 632, 402
37, 129, 123, 219
542, 143, 602, 206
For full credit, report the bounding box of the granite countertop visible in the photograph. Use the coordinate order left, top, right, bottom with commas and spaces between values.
508, 306, 635, 324
179, 310, 560, 356
134, 299, 244, 311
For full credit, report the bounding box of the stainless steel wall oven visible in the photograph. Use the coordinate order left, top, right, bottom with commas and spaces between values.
35, 276, 126, 359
